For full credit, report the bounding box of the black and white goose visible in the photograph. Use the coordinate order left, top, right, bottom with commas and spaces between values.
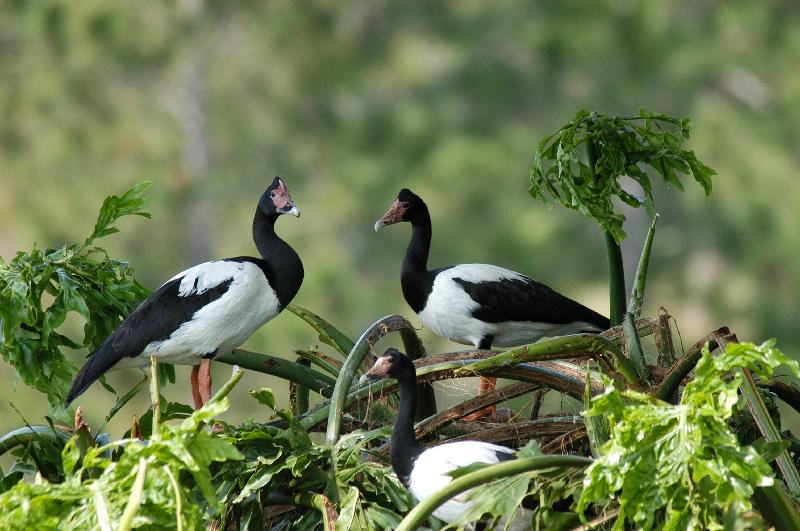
375, 189, 609, 418
65, 177, 304, 409
362, 348, 524, 526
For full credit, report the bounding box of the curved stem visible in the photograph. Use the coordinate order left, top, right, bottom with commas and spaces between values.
287, 303, 354, 358
0, 425, 71, 457
325, 315, 418, 448
216, 349, 335, 397
395, 455, 591, 531
652, 327, 729, 401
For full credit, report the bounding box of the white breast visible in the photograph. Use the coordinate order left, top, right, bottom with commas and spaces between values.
407, 441, 515, 523
145, 260, 280, 365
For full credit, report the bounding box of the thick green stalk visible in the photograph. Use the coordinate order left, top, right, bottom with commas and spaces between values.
584, 367, 607, 457
740, 366, 800, 496
605, 231, 626, 326
293, 358, 311, 415
587, 139, 626, 326
623, 313, 649, 383
395, 455, 591, 531
752, 485, 800, 530
627, 214, 658, 318
264, 492, 336, 529
453, 333, 637, 385
324, 315, 436, 448
217, 349, 335, 397
652, 327, 728, 401
295, 349, 342, 377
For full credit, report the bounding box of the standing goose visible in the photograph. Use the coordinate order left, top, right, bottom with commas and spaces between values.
66, 177, 303, 409
362, 348, 524, 526
375, 189, 609, 419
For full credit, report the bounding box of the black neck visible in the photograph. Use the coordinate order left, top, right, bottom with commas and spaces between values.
400, 206, 432, 313
252, 212, 304, 308
390, 366, 424, 486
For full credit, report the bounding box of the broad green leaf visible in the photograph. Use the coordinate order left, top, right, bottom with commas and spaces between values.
531, 110, 715, 243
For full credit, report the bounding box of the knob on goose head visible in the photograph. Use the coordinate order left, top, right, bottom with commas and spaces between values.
362, 348, 414, 381
260, 176, 301, 218
374, 189, 428, 231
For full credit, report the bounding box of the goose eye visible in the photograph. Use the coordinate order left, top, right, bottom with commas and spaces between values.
270, 191, 276, 198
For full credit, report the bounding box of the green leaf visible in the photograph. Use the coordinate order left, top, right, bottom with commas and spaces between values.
531, 110, 715, 243
83, 181, 152, 248
578, 340, 797, 529
250, 388, 276, 410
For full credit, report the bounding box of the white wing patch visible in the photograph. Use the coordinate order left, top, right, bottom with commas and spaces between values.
167, 260, 244, 297
443, 263, 529, 284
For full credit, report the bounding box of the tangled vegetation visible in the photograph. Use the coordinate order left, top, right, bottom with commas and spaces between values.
1, 110, 799, 530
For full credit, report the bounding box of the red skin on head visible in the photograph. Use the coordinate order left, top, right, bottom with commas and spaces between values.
365, 356, 393, 378
380, 200, 408, 225
272, 180, 293, 210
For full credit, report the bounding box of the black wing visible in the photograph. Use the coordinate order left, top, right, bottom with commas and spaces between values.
453, 275, 609, 329
65, 275, 233, 406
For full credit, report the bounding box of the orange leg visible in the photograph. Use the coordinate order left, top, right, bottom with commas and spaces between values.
197, 358, 213, 406
191, 364, 203, 409
463, 376, 498, 421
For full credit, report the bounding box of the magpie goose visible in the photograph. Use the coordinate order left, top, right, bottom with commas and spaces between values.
375, 189, 609, 419
65, 177, 303, 409
362, 348, 523, 526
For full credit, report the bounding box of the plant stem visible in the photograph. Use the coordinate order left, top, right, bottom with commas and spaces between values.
605, 231, 626, 326
216, 349, 335, 397
325, 315, 418, 448
453, 333, 638, 385
150, 355, 160, 439
752, 485, 800, 531
118, 457, 147, 531
586, 138, 626, 325
207, 366, 243, 404
623, 313, 649, 383
287, 303, 354, 357
293, 358, 311, 414
652, 327, 728, 401
0, 426, 71, 458
394, 455, 591, 531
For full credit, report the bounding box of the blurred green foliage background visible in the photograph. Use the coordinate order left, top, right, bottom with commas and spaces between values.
2, 1, 800, 436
